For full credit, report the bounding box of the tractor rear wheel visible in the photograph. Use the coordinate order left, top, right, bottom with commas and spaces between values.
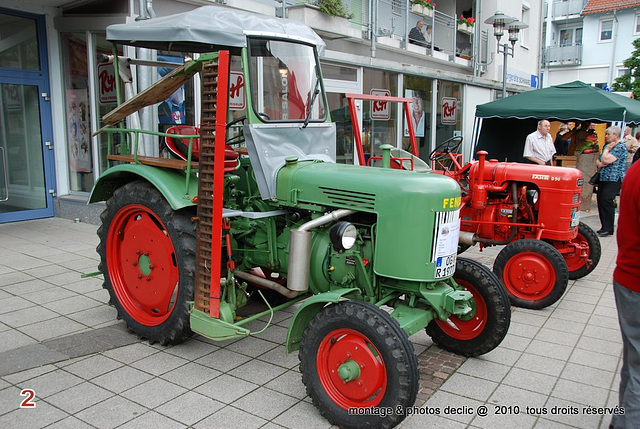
563, 222, 601, 280
299, 300, 418, 429
493, 239, 568, 309
97, 180, 196, 345
426, 258, 510, 357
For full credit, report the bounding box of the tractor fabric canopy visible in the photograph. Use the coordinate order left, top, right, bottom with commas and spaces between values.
106, 6, 325, 54
475, 80, 640, 124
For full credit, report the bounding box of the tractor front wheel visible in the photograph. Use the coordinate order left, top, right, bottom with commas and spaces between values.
299, 300, 418, 429
426, 258, 510, 357
493, 239, 568, 309
562, 222, 601, 280
97, 180, 196, 345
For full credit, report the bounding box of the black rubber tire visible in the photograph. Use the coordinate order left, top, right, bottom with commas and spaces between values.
493, 239, 568, 310
567, 222, 601, 280
426, 258, 510, 357
299, 300, 418, 429
97, 180, 196, 345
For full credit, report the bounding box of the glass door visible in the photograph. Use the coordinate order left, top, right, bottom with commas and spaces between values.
0, 9, 55, 223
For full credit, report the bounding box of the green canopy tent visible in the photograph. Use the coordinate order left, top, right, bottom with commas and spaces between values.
471, 81, 640, 162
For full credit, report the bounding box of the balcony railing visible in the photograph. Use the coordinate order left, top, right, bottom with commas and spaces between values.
551, 0, 587, 18
281, 0, 476, 67
543, 44, 582, 66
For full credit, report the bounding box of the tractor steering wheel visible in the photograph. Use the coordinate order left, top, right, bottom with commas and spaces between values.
429, 135, 463, 160
429, 135, 463, 172
226, 116, 246, 145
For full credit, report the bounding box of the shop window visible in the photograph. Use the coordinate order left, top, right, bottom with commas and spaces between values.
0, 13, 39, 71
436, 81, 462, 149
62, 33, 93, 193
156, 52, 196, 133
403, 75, 433, 162
362, 69, 399, 162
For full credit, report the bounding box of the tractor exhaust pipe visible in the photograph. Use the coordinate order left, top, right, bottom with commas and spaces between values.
459, 231, 478, 246
234, 270, 299, 299
288, 209, 356, 291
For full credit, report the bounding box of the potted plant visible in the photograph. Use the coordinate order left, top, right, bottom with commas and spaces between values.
288, 1, 360, 38
411, 0, 435, 18
315, 0, 354, 19
457, 15, 475, 35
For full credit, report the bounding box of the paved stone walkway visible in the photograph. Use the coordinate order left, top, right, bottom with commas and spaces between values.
0, 211, 620, 428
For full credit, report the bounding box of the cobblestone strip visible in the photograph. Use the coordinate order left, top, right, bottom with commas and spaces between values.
416, 346, 466, 404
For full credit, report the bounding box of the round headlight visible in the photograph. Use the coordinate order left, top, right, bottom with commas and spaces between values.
329, 222, 357, 251
526, 189, 539, 205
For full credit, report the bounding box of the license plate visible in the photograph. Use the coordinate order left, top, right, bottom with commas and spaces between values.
434, 253, 457, 279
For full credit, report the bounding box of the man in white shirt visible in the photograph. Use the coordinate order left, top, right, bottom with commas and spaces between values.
523, 119, 555, 165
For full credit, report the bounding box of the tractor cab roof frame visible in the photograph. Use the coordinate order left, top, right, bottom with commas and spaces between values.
105, 6, 325, 54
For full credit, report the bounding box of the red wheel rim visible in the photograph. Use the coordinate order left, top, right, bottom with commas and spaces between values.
564, 232, 590, 273
502, 251, 557, 301
107, 204, 179, 326
436, 279, 487, 340
316, 328, 387, 409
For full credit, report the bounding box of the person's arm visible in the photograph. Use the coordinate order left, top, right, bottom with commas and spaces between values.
596, 142, 620, 168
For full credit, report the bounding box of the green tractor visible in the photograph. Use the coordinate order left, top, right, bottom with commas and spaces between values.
90, 7, 510, 428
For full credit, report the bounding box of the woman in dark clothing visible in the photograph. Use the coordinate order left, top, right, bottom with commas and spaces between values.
554, 123, 570, 155
595, 125, 627, 236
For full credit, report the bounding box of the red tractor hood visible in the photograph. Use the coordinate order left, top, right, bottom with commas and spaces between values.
468, 160, 584, 191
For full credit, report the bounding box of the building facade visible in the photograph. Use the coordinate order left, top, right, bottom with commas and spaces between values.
543, 0, 640, 88
0, 0, 543, 224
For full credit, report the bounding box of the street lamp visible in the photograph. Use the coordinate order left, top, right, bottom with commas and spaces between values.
484, 11, 528, 98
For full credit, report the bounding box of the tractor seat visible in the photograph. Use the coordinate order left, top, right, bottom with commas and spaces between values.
165, 125, 239, 172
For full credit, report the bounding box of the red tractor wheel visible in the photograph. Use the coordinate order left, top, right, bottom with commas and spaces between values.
299, 300, 418, 429
493, 239, 568, 310
427, 258, 510, 356
562, 222, 601, 280
97, 180, 195, 345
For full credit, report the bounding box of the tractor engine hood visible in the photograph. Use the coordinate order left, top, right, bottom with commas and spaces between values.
469, 160, 584, 191
276, 160, 462, 282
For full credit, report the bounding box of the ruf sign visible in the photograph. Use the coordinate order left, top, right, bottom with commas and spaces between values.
229, 71, 245, 110
441, 97, 457, 124
370, 89, 391, 120
98, 62, 117, 105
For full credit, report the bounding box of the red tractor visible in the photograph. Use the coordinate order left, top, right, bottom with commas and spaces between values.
348, 94, 601, 310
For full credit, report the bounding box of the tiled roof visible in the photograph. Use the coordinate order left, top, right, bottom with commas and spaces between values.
582, 0, 640, 15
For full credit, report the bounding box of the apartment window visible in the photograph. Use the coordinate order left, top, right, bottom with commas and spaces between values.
391, 0, 401, 15
559, 27, 582, 46
618, 68, 630, 78
635, 14, 640, 34
559, 29, 573, 46
600, 19, 613, 41
521, 3, 530, 47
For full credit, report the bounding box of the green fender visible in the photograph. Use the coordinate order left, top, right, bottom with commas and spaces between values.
88, 164, 198, 210
285, 288, 361, 354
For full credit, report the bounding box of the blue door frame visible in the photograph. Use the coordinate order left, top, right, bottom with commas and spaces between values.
0, 8, 55, 223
